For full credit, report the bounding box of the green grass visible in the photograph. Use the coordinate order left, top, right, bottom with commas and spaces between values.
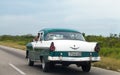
0, 41, 26, 50
100, 47, 120, 59
94, 57, 120, 72
93, 47, 120, 72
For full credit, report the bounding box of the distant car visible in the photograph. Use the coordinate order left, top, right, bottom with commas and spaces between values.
26, 28, 100, 72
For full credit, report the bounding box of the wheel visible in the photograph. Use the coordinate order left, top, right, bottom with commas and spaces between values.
49, 62, 55, 68
28, 58, 34, 66
41, 58, 50, 72
62, 63, 69, 67
81, 62, 91, 72
26, 50, 28, 58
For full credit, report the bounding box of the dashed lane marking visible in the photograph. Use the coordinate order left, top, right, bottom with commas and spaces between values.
9, 63, 26, 75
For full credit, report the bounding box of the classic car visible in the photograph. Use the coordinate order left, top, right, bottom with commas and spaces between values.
26, 28, 100, 72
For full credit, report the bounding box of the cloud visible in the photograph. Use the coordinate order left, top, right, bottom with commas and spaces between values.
0, 0, 120, 35
63, 0, 120, 21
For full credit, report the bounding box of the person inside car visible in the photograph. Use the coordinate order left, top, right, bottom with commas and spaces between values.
33, 33, 40, 41
26, 33, 40, 58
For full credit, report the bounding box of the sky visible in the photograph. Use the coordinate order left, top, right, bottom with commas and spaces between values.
0, 0, 120, 36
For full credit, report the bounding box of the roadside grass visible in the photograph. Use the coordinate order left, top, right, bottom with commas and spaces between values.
0, 41, 26, 50
93, 47, 120, 72
93, 57, 120, 72
100, 47, 120, 59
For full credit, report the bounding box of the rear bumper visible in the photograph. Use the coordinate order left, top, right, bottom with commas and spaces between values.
48, 56, 100, 62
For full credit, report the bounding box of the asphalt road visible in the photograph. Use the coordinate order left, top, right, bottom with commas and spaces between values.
0, 45, 120, 75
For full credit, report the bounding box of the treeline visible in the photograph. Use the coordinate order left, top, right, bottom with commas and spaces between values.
0, 33, 120, 48
83, 33, 120, 48
0, 35, 34, 45
85, 35, 120, 48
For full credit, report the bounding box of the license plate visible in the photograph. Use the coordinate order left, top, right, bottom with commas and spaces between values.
68, 52, 81, 56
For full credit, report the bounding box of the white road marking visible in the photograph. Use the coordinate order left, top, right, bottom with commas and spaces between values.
9, 63, 26, 75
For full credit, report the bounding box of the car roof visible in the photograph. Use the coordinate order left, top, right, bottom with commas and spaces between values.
39, 28, 80, 34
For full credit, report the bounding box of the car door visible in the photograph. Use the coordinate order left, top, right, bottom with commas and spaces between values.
34, 32, 44, 60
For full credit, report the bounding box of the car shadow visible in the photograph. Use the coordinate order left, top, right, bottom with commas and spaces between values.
33, 64, 91, 75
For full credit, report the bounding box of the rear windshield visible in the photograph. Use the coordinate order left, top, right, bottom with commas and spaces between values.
45, 32, 85, 41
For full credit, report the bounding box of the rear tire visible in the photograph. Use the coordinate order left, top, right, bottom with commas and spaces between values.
62, 63, 69, 67
28, 58, 34, 66
81, 62, 91, 72
49, 62, 55, 68
26, 50, 28, 58
41, 58, 50, 72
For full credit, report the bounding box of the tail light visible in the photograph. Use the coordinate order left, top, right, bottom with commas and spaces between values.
50, 42, 55, 51
94, 43, 100, 53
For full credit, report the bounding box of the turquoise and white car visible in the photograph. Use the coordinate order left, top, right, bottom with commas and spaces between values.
26, 28, 100, 72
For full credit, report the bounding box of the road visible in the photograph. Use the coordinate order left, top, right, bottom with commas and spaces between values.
0, 45, 119, 75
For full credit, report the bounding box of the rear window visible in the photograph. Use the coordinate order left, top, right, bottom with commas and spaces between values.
45, 32, 85, 41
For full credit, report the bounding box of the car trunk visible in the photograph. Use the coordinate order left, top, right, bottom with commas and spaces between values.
51, 40, 97, 52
